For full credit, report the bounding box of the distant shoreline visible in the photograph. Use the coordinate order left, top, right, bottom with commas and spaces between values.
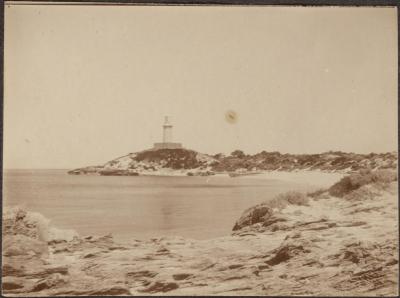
67, 148, 397, 178
3, 168, 345, 189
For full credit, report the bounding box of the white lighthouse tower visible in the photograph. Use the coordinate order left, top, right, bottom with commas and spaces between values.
162, 116, 173, 143
153, 116, 183, 150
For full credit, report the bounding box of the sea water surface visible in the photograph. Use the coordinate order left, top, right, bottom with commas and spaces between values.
3, 170, 317, 241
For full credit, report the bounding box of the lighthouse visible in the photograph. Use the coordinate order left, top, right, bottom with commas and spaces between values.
162, 116, 173, 143
153, 116, 183, 150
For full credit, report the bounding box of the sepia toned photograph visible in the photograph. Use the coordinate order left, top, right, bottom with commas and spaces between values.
2, 1, 399, 296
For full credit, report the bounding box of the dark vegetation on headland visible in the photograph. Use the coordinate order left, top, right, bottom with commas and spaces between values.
134, 149, 202, 169
68, 148, 397, 176
212, 150, 397, 172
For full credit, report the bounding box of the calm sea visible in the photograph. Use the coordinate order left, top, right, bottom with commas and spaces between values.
3, 170, 315, 241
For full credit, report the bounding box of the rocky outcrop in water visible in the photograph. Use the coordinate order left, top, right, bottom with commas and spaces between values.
68, 148, 217, 176
69, 148, 397, 176
3, 170, 398, 296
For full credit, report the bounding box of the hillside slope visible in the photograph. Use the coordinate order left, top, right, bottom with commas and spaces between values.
69, 148, 217, 176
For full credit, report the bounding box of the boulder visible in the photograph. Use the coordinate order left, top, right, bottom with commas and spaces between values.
233, 205, 273, 231
266, 235, 316, 266
233, 192, 309, 231
172, 273, 193, 280
335, 241, 378, 265
31, 273, 68, 292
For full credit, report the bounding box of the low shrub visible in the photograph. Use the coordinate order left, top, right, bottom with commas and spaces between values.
268, 191, 309, 210
135, 149, 202, 169
328, 169, 397, 198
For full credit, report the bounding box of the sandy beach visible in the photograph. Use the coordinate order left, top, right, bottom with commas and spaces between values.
237, 170, 345, 188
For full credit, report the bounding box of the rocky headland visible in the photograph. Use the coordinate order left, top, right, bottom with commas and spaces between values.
68, 148, 397, 176
2, 169, 398, 296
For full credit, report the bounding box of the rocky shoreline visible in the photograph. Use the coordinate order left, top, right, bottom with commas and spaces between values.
2, 169, 398, 296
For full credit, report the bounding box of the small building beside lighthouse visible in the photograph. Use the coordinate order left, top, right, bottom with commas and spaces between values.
153, 116, 183, 150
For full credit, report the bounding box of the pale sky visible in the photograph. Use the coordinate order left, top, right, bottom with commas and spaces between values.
4, 4, 398, 169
